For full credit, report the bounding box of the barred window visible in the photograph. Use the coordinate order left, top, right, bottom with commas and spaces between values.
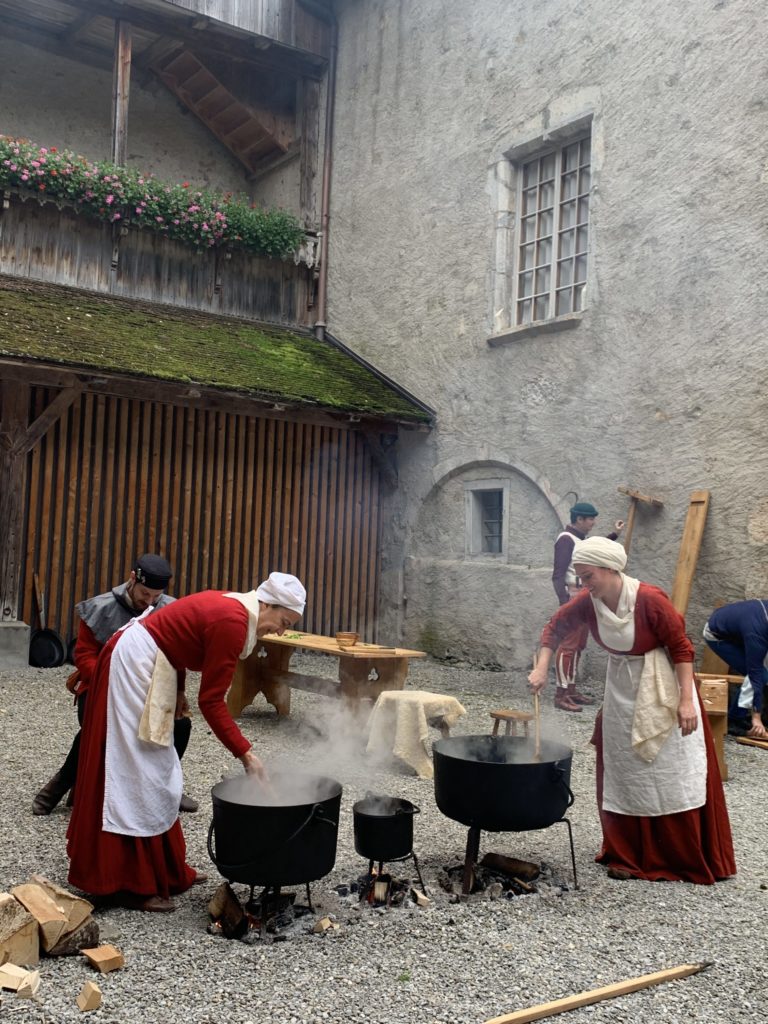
514, 135, 591, 326
465, 480, 507, 558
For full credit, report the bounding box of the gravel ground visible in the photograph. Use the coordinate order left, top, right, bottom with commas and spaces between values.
0, 656, 764, 1024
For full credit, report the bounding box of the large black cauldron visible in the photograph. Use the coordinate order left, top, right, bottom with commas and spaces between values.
208, 772, 342, 888
433, 735, 574, 832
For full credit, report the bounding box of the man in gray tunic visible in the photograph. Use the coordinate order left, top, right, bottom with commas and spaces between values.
32, 554, 198, 815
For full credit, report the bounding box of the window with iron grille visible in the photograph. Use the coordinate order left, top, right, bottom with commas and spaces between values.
514, 135, 591, 326
465, 481, 507, 557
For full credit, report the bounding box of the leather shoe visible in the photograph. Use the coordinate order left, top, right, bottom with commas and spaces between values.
554, 692, 582, 713
179, 793, 199, 813
569, 689, 596, 706
32, 772, 70, 815
123, 893, 176, 913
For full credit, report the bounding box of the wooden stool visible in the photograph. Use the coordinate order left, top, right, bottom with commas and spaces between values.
490, 709, 534, 738
694, 674, 731, 781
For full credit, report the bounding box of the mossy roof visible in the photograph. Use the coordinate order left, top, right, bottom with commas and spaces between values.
0, 276, 432, 425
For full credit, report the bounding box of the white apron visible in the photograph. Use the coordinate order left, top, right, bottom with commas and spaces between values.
602, 652, 707, 816
103, 620, 182, 837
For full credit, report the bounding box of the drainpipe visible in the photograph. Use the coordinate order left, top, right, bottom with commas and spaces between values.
298, 0, 338, 341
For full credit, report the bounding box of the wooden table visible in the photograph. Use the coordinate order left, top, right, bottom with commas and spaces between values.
226, 632, 427, 718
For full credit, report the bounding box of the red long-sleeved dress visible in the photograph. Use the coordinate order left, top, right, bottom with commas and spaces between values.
541, 584, 736, 884
67, 591, 252, 899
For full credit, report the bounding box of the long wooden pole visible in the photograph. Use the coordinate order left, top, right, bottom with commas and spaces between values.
111, 20, 132, 166
484, 963, 712, 1024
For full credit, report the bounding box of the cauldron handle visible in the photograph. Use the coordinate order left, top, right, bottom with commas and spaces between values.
553, 764, 575, 808
207, 802, 335, 876
396, 802, 420, 815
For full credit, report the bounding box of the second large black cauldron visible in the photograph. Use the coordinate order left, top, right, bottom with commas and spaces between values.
433, 734, 574, 832
208, 772, 342, 888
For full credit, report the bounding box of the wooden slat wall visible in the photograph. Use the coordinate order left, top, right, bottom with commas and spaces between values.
0, 198, 310, 325
19, 388, 381, 644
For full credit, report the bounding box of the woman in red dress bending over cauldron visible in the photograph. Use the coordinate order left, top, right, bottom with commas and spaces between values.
528, 537, 735, 884
67, 573, 305, 912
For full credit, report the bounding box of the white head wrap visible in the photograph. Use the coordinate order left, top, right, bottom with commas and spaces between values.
255, 572, 306, 615
571, 536, 628, 572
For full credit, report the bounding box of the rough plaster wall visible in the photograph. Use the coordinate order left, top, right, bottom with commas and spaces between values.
328, 0, 768, 667
0, 37, 298, 211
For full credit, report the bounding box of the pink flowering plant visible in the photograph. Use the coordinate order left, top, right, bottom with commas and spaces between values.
0, 136, 304, 259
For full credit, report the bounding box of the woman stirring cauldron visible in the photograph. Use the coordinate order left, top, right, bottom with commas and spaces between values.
528, 537, 735, 884
67, 573, 305, 912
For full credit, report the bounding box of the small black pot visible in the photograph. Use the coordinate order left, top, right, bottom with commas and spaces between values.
433, 735, 574, 832
208, 772, 342, 887
353, 793, 420, 862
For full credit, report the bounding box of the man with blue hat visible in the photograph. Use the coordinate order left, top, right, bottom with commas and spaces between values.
551, 501, 624, 711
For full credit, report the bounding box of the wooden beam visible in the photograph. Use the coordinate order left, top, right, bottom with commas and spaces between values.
0, 359, 419, 431
10, 384, 84, 459
298, 78, 321, 227
246, 140, 301, 182
59, 11, 96, 43
484, 963, 712, 1024
670, 490, 710, 615
0, 382, 29, 621
111, 21, 132, 166
1, 19, 113, 73
56, 0, 327, 77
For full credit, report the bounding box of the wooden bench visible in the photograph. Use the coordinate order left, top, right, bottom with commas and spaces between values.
226, 632, 426, 718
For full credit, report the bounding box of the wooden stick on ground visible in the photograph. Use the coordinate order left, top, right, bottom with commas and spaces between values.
484, 962, 712, 1024
735, 736, 768, 751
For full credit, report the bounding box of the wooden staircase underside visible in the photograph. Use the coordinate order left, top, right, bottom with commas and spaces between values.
152, 48, 295, 177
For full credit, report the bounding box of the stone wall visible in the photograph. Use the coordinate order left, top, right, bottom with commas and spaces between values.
327, 0, 768, 667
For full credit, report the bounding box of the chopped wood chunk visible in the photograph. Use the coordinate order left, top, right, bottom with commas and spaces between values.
312, 916, 339, 933
81, 944, 125, 973
16, 969, 40, 998
480, 853, 540, 882
207, 882, 246, 940
29, 875, 93, 935
10, 884, 68, 952
76, 980, 102, 1011
47, 916, 99, 957
0, 892, 40, 966
0, 962, 29, 990
410, 888, 430, 907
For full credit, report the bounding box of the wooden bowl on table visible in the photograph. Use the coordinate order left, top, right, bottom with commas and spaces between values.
335, 631, 359, 649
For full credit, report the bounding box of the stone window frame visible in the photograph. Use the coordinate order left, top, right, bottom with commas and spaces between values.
464, 478, 509, 560
488, 114, 594, 347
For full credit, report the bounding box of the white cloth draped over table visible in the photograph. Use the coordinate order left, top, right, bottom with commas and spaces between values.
365, 690, 467, 779
591, 574, 706, 817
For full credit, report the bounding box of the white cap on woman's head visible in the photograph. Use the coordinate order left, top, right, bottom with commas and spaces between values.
255, 572, 306, 614
572, 536, 628, 572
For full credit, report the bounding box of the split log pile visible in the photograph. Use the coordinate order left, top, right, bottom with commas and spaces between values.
4, 875, 98, 962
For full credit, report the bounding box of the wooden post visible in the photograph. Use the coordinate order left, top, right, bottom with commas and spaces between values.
0, 378, 82, 623
111, 20, 132, 166
670, 490, 710, 615
0, 382, 29, 621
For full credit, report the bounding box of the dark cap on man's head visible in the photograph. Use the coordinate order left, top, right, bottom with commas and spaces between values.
570, 501, 599, 518
134, 554, 173, 590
